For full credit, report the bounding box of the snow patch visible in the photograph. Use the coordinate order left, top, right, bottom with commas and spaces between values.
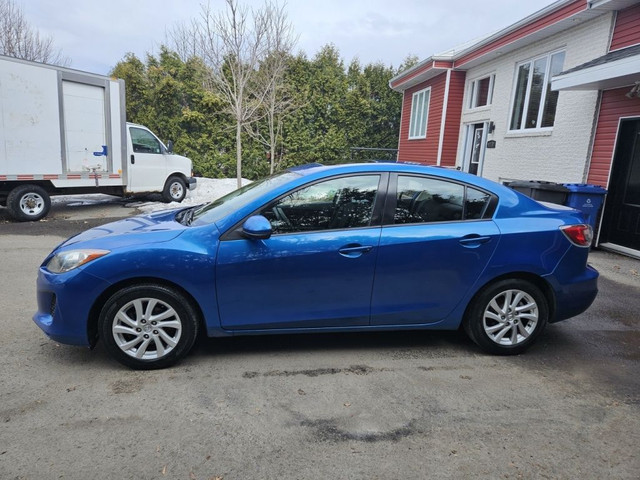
50, 178, 251, 213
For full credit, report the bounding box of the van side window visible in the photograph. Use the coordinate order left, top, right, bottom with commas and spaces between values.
130, 127, 162, 154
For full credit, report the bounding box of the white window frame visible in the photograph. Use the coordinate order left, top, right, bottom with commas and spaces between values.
408, 87, 431, 139
508, 49, 566, 132
468, 74, 495, 109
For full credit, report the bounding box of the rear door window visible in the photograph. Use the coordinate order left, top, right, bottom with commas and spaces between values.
393, 175, 493, 224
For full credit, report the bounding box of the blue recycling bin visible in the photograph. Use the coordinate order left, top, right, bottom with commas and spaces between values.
562, 184, 607, 232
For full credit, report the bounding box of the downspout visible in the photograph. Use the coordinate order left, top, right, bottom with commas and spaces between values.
437, 69, 452, 166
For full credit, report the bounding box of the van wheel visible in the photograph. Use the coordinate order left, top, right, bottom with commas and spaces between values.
7, 184, 51, 221
162, 176, 187, 203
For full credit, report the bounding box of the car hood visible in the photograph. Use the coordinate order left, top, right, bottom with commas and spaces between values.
57, 209, 186, 251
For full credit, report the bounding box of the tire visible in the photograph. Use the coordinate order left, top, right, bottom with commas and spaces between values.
99, 284, 199, 370
6, 184, 51, 221
463, 279, 548, 355
162, 176, 187, 203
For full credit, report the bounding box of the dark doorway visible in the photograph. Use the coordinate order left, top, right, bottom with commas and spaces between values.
600, 118, 640, 253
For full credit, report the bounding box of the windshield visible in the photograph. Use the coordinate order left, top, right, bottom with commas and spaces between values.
190, 172, 299, 226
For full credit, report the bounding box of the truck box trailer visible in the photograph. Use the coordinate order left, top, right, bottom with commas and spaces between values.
0, 55, 196, 221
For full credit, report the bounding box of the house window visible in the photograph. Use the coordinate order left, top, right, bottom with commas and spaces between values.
469, 75, 494, 109
509, 51, 565, 131
408, 87, 431, 139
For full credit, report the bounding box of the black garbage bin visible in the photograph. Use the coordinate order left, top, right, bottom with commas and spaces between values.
506, 180, 569, 205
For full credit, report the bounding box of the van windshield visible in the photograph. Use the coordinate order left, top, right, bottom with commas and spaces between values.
189, 172, 299, 226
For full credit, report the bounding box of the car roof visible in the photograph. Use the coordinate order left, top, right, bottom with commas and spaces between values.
287, 162, 506, 193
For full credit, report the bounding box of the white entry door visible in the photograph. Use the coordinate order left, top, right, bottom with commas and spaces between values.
462, 122, 488, 176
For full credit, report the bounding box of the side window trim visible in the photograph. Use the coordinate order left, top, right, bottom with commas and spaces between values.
221, 172, 389, 241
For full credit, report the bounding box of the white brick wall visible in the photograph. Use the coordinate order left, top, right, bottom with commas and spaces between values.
456, 12, 614, 184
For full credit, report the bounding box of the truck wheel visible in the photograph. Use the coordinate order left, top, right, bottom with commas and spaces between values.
162, 176, 187, 203
7, 185, 51, 221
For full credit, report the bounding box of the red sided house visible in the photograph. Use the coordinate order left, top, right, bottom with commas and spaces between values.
390, 0, 640, 257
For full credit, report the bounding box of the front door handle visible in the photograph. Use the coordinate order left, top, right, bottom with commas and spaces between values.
338, 244, 373, 258
130, 154, 135, 165
459, 235, 492, 248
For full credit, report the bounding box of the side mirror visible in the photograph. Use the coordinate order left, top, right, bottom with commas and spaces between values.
242, 215, 272, 240
166, 140, 174, 153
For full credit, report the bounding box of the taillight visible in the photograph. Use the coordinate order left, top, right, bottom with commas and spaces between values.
560, 224, 593, 247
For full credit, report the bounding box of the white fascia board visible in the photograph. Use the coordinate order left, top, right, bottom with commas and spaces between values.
389, 57, 435, 89
552, 54, 640, 90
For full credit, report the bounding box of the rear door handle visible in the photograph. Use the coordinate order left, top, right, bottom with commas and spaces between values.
459, 235, 491, 248
338, 244, 373, 258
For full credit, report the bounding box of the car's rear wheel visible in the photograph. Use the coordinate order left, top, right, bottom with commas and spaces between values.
99, 284, 199, 369
464, 279, 548, 355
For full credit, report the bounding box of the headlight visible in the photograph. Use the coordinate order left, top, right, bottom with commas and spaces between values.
46, 249, 110, 273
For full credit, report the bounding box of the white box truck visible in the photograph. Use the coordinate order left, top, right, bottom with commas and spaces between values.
0, 55, 196, 221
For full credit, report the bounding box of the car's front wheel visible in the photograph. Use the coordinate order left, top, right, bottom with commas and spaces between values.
99, 284, 199, 369
464, 279, 548, 355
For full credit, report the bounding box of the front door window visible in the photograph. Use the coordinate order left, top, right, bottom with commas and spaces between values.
130, 127, 162, 154
260, 175, 381, 234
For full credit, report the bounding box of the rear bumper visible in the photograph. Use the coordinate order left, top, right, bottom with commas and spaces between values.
548, 264, 599, 323
188, 177, 197, 191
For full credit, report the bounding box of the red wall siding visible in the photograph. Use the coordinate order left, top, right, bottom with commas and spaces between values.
587, 88, 640, 186
440, 71, 466, 167
398, 73, 447, 164
610, 4, 640, 51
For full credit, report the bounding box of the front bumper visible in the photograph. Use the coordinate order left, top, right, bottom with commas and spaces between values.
33, 267, 111, 346
188, 177, 197, 191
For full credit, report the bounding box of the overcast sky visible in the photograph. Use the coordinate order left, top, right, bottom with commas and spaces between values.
22, 0, 555, 75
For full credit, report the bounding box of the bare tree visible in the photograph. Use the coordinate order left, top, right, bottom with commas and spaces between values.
0, 0, 69, 66
195, 0, 270, 187
171, 0, 296, 186
245, 2, 298, 174
167, 20, 200, 62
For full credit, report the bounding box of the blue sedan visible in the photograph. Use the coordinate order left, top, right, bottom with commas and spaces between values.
34, 163, 598, 369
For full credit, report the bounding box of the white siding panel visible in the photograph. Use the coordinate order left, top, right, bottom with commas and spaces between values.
457, 13, 614, 184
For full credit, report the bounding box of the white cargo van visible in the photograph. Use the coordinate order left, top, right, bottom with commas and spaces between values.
0, 55, 196, 221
